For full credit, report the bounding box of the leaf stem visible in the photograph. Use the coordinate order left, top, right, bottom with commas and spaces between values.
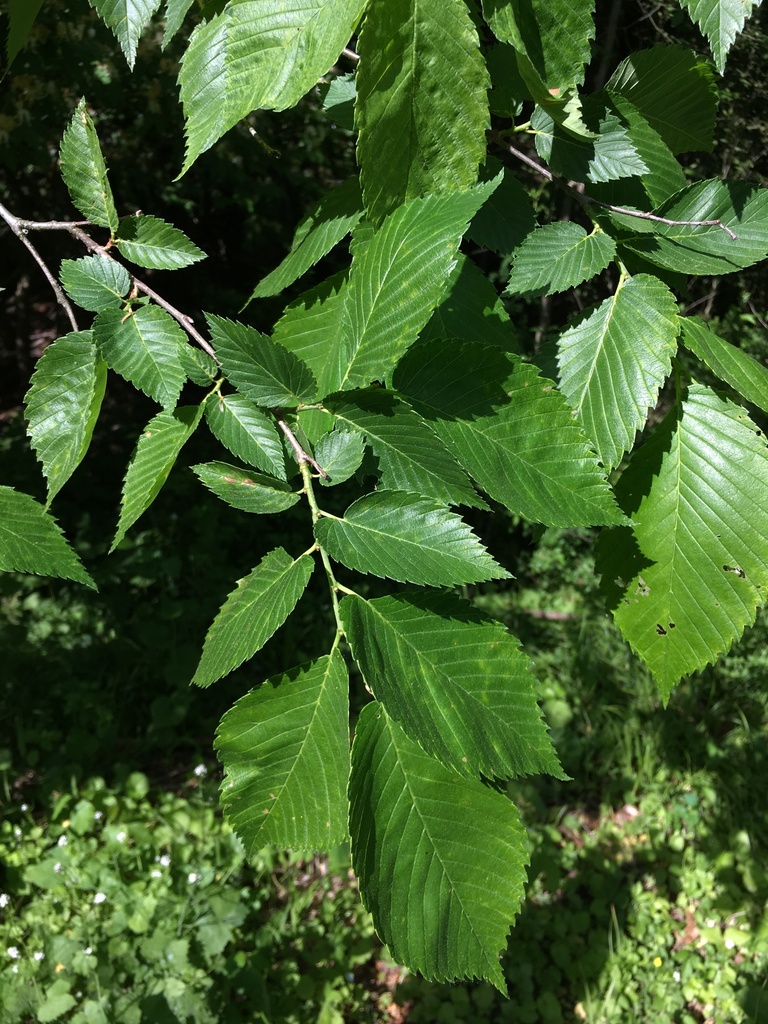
277, 417, 328, 479
299, 460, 345, 637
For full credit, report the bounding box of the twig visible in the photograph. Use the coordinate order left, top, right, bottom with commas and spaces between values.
342, 47, 360, 63
277, 417, 328, 479
0, 202, 80, 332
495, 135, 739, 240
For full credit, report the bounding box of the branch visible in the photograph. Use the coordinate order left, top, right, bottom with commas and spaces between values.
0, 202, 80, 332
341, 47, 360, 63
277, 417, 328, 479
495, 135, 739, 240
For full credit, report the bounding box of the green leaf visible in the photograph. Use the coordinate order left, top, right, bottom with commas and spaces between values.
343, 592, 565, 781
678, 0, 759, 72
505, 222, 616, 298
7, 0, 45, 66
619, 180, 768, 275
93, 305, 188, 409
179, 345, 219, 386
606, 45, 717, 154
350, 702, 528, 989
556, 274, 679, 470
208, 315, 317, 407
205, 393, 286, 480
178, 0, 366, 173
680, 316, 768, 414
326, 389, 484, 507
272, 271, 350, 401
468, 165, 536, 255
314, 427, 366, 486
315, 490, 510, 586
191, 461, 300, 513
59, 98, 119, 233
597, 385, 768, 701
25, 332, 107, 505
356, 0, 489, 224
36, 981, 78, 1024
88, 0, 162, 67
163, 0, 195, 47
318, 71, 356, 130
60, 255, 132, 312
193, 548, 314, 687
113, 405, 203, 550
482, 0, 596, 90
395, 340, 625, 527
116, 215, 206, 270
0, 486, 95, 588
248, 178, 362, 300
215, 652, 350, 852
338, 181, 499, 390
420, 255, 518, 352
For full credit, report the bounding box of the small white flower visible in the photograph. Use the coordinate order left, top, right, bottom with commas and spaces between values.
188, 872, 199, 884
706, 918, 717, 928
84, 947, 92, 956
57, 835, 68, 847
11, 964, 18, 974
151, 870, 161, 879
13, 828, 21, 838
115, 831, 127, 843
159, 855, 171, 867
20, 804, 28, 812
53, 862, 62, 873
93, 893, 106, 905
193, 764, 207, 778
0, 894, 9, 908
673, 970, 681, 982
94, 811, 103, 821
33, 952, 44, 962
7, 947, 20, 959
725, 938, 735, 949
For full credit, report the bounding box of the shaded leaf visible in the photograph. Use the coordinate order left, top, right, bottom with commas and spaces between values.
314, 427, 366, 486
116, 215, 206, 270
193, 548, 314, 687
680, 316, 768, 414
0, 487, 95, 588
205, 393, 286, 479
468, 165, 536, 255
59, 98, 119, 233
216, 652, 350, 852
505, 222, 616, 298
420, 255, 518, 352
163, 0, 195, 47
318, 72, 356, 130
7, 0, 45, 66
60, 256, 131, 312
191, 461, 300, 513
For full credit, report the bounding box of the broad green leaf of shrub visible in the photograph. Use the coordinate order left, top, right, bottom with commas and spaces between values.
617, 179, 768, 275
248, 178, 362, 300
60, 256, 132, 312
338, 181, 498, 391
59, 98, 119, 233
532, 104, 650, 185
349, 702, 528, 989
0, 487, 95, 588
325, 389, 484, 508
215, 652, 350, 852
93, 305, 188, 409
315, 491, 510, 586
7, 0, 45, 66
163, 0, 195, 47
178, 0, 366, 173
319, 71, 356, 129
112, 404, 203, 550
342, 592, 565, 781
482, 0, 595, 90
208, 315, 317, 407
505, 222, 616, 298
205, 394, 286, 480
36, 981, 78, 1024
678, 0, 760, 71
597, 385, 768, 701
314, 426, 366, 486
680, 316, 768, 413
468, 166, 536, 255
115, 215, 206, 270
191, 462, 300, 514
420, 255, 518, 352
193, 548, 314, 687
395, 340, 625, 527
356, 0, 489, 224
88, 0, 162, 67
606, 46, 717, 154
556, 274, 679, 470
25, 332, 107, 505
179, 345, 218, 386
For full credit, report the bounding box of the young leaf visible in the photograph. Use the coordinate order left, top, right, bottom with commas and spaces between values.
193, 548, 314, 688
88, 0, 162, 67
25, 332, 107, 505
678, 0, 759, 72
179, 345, 219, 386
505, 222, 616, 298
178, 0, 366, 173
215, 652, 350, 853
342, 592, 565, 782
115, 215, 206, 270
395, 340, 625, 527
314, 427, 366, 487
597, 385, 768, 702
59, 98, 119, 233
191, 461, 300, 514
163, 0, 195, 47
93, 305, 188, 410
0, 487, 96, 588
338, 181, 499, 391
207, 315, 318, 407
556, 274, 679, 470
325, 389, 485, 507
315, 490, 510, 586
60, 256, 132, 312
680, 316, 768, 413
205, 393, 286, 480
356, 0, 490, 224
349, 702, 528, 990
248, 178, 362, 300
112, 404, 203, 550
606, 45, 717, 154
